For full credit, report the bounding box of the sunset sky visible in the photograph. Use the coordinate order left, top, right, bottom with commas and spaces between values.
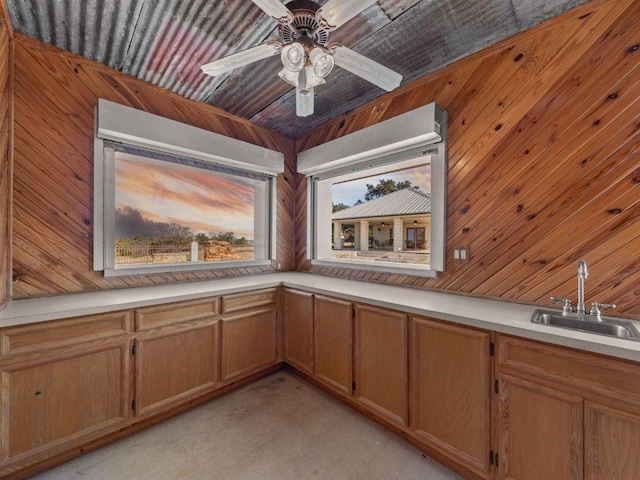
115, 152, 260, 239
332, 163, 431, 207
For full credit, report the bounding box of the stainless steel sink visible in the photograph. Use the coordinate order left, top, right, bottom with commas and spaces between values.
530, 309, 640, 341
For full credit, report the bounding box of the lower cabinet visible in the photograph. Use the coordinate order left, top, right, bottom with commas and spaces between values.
1, 343, 130, 463
354, 304, 408, 426
314, 295, 353, 396
135, 321, 220, 416
497, 374, 583, 480
221, 308, 278, 382
585, 402, 640, 480
410, 317, 492, 478
283, 289, 314, 374
497, 334, 640, 480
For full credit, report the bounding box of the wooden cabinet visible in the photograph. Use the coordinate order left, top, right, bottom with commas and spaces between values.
1, 344, 130, 463
585, 402, 640, 480
220, 289, 279, 382
314, 295, 352, 396
283, 289, 314, 374
410, 317, 492, 478
134, 299, 220, 416
354, 304, 408, 426
498, 374, 583, 480
497, 334, 640, 480
221, 308, 278, 382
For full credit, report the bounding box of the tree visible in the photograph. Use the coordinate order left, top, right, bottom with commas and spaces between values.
332, 202, 350, 213
364, 179, 412, 201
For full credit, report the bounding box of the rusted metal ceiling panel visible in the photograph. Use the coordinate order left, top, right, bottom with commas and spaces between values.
7, 0, 144, 68
205, 1, 393, 118
252, 0, 521, 136
5, 0, 593, 138
511, 0, 589, 30
122, 0, 278, 102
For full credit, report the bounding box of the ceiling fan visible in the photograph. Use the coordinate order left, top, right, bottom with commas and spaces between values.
200, 0, 403, 117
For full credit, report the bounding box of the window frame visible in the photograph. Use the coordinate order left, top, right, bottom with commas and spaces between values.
300, 103, 447, 278
93, 99, 283, 277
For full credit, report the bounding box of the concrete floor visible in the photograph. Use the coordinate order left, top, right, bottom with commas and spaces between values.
32, 370, 464, 480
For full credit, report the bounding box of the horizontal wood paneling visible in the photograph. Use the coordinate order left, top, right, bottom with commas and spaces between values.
295, 0, 640, 320
10, 35, 295, 298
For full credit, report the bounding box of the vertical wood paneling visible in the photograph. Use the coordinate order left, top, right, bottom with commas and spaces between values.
0, 19, 11, 308
295, 0, 640, 320
10, 35, 295, 298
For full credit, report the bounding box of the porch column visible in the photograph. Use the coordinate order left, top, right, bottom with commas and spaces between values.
333, 222, 342, 249
359, 220, 369, 251
394, 218, 404, 251
353, 222, 360, 250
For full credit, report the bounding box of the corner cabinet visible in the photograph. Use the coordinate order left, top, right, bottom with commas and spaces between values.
0, 288, 282, 478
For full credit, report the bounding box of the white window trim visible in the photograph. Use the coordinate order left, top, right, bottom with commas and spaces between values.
94, 100, 283, 276
299, 103, 447, 278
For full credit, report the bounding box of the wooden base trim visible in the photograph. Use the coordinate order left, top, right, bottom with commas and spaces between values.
0, 363, 284, 480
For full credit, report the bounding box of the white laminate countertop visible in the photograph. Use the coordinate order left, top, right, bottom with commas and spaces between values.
1, 272, 639, 363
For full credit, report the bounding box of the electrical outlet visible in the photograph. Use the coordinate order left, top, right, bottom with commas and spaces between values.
453, 246, 470, 263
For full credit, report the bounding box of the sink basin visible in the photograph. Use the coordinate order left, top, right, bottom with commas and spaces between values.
530, 309, 640, 341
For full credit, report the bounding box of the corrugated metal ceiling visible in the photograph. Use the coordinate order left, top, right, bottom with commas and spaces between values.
5, 0, 589, 138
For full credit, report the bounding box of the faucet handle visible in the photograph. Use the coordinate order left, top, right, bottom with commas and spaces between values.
551, 296, 573, 315
589, 302, 616, 318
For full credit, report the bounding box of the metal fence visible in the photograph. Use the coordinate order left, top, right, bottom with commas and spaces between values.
115, 243, 192, 265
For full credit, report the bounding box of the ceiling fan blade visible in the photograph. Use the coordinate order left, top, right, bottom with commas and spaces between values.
251, 0, 293, 23
331, 45, 402, 92
201, 42, 281, 77
317, 0, 377, 29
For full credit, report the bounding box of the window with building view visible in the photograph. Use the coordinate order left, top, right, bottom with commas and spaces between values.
330, 161, 432, 267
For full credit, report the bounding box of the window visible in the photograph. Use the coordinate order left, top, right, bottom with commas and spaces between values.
298, 103, 447, 277
94, 99, 283, 276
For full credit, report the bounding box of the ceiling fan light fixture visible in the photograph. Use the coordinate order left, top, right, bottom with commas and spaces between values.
297, 68, 311, 96
296, 85, 314, 117
278, 67, 299, 87
281, 42, 306, 71
309, 47, 334, 78
304, 65, 326, 88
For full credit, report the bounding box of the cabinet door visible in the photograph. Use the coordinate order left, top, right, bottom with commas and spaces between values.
283, 289, 314, 374
135, 321, 219, 416
498, 374, 583, 480
221, 308, 277, 382
354, 304, 408, 426
585, 402, 640, 480
314, 295, 352, 396
410, 317, 491, 478
1, 344, 129, 462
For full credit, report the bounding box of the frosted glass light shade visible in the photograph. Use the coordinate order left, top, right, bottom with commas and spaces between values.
281, 42, 305, 72
309, 47, 334, 78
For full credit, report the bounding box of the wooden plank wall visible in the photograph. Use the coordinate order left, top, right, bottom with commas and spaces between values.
0, 13, 11, 308
295, 0, 640, 319
10, 35, 296, 298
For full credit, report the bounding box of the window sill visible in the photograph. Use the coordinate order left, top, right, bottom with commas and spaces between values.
311, 258, 439, 278
103, 259, 273, 277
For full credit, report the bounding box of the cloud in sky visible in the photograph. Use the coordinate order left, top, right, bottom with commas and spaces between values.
115, 152, 260, 237
332, 163, 431, 207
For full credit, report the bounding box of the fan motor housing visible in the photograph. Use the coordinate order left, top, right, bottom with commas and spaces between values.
280, 0, 330, 46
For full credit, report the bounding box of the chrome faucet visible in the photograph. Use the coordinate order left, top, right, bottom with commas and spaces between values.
577, 259, 588, 316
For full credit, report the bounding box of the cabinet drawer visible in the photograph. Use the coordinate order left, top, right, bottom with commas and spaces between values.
134, 298, 218, 331
0, 311, 131, 358
221, 288, 277, 314
498, 335, 640, 401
